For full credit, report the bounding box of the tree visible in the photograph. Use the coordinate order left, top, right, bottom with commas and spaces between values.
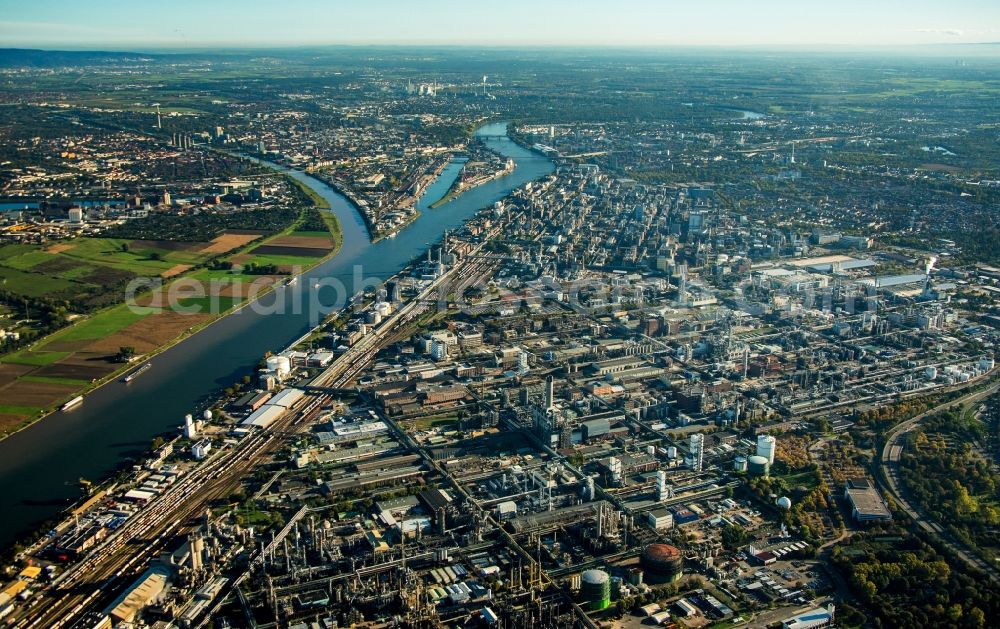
721, 524, 749, 550
120, 242, 129, 253
116, 346, 136, 362
968, 607, 986, 628
151, 436, 165, 451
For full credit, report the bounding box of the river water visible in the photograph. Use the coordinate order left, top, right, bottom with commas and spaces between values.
0, 122, 553, 550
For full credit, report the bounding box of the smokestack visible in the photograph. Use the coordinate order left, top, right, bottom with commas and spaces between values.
545, 375, 554, 409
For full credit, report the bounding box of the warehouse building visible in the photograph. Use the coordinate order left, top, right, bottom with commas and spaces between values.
844, 478, 891, 523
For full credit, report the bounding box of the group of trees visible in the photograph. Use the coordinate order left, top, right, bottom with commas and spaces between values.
832, 532, 997, 628
242, 262, 282, 276
0, 293, 72, 355
297, 207, 332, 232
899, 410, 1000, 559
102, 206, 299, 242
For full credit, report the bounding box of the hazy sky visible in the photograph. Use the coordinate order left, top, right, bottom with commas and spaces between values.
2, 0, 999, 49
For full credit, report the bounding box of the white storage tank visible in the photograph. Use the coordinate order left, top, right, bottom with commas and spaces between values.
366, 310, 382, 325
667, 446, 678, 459
266, 355, 291, 378
980, 356, 995, 372
375, 301, 393, 318
68, 207, 84, 223
756, 435, 776, 465
202, 409, 213, 421
924, 366, 937, 381
733, 455, 748, 472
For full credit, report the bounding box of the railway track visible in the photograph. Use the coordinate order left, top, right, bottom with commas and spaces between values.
15, 395, 327, 629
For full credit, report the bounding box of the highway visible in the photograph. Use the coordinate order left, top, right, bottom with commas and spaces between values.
877, 376, 1000, 583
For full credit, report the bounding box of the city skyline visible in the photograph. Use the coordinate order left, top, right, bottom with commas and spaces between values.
2, 0, 1000, 49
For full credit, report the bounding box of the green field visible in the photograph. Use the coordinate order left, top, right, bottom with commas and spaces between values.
56, 237, 206, 273
21, 375, 91, 387
408, 415, 460, 431
3, 350, 71, 366
0, 266, 77, 297
40, 306, 149, 345
240, 252, 323, 268
0, 405, 39, 417
0, 236, 223, 306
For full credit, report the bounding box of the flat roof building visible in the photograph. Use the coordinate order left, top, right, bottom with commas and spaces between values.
844, 478, 891, 523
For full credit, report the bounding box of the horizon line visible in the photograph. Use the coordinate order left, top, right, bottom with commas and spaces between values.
3, 41, 1000, 54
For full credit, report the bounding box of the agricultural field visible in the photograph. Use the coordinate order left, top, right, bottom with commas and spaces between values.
0, 232, 267, 307
0, 204, 343, 436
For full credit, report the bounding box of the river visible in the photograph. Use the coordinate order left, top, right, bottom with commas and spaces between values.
0, 121, 554, 550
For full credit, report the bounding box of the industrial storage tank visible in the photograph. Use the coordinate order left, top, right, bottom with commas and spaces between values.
202, 409, 213, 421
641, 544, 683, 583
266, 355, 291, 378
366, 311, 383, 325
748, 455, 770, 477
580, 569, 611, 611
375, 301, 393, 318
733, 456, 748, 473
925, 366, 937, 381
756, 435, 776, 465
776, 496, 792, 510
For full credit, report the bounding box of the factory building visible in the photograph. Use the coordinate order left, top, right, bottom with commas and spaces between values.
646, 508, 674, 531
104, 565, 171, 625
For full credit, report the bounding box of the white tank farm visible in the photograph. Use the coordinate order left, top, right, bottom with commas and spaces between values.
375, 301, 393, 317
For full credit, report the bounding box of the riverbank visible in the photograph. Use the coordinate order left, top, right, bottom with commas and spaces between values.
310, 156, 457, 244
0, 184, 345, 441
429, 158, 514, 209
0, 120, 552, 554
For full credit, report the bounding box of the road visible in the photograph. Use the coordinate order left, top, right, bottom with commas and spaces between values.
877, 376, 1000, 583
